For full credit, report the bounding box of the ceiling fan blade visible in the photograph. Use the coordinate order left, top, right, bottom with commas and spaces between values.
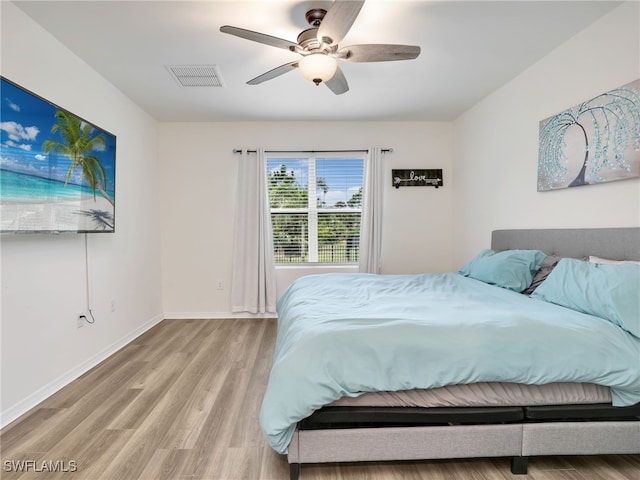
324, 66, 349, 95
247, 61, 299, 85
317, 0, 365, 46
220, 25, 298, 52
338, 44, 421, 62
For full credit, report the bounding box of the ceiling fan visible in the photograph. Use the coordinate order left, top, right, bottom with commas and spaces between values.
220, 0, 420, 95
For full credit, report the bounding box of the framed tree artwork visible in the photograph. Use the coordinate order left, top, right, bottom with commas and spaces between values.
537, 78, 640, 191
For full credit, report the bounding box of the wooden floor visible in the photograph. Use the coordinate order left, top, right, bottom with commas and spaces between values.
1, 318, 639, 480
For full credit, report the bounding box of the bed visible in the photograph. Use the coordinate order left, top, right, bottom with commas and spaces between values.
259, 228, 640, 479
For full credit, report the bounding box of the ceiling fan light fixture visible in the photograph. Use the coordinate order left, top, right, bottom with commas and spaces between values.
298, 53, 337, 85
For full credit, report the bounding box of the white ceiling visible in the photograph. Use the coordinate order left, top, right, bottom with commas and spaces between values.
13, 0, 620, 122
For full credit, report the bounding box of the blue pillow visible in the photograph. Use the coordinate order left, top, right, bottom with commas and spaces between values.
458, 249, 546, 292
532, 258, 640, 337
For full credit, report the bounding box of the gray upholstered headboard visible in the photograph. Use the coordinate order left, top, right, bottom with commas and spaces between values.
491, 228, 640, 261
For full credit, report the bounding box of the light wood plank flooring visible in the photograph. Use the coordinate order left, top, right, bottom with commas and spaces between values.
2, 318, 639, 480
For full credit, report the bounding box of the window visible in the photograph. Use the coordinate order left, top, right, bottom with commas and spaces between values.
266, 152, 365, 264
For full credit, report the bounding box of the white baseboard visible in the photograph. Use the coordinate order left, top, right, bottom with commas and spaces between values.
163, 311, 277, 319
0, 313, 164, 429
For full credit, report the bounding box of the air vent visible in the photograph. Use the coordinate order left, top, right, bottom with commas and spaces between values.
166, 65, 224, 87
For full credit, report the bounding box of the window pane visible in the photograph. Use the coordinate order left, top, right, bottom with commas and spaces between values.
267, 158, 308, 208
316, 158, 364, 208
271, 213, 308, 263
266, 153, 364, 265
318, 213, 361, 263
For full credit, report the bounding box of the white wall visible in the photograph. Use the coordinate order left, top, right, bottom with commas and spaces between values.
452, 1, 640, 266
0, 3, 163, 425
158, 121, 453, 316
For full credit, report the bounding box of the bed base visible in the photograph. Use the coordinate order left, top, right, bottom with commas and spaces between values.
297, 403, 640, 428
287, 404, 640, 479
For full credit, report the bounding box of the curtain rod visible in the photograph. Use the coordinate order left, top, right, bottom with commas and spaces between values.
232, 148, 393, 154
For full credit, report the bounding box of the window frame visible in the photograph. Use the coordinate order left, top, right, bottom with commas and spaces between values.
266, 151, 365, 266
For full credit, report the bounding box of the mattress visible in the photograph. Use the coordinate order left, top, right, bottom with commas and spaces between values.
328, 382, 612, 408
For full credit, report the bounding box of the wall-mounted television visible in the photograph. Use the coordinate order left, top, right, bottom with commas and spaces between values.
1, 77, 116, 233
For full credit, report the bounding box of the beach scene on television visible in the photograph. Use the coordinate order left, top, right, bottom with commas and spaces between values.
1, 77, 116, 233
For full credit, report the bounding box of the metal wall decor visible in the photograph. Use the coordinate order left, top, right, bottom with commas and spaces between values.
392, 169, 443, 189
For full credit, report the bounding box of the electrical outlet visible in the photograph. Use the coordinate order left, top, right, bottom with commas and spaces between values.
77, 313, 86, 328
110, 300, 116, 312
216, 280, 224, 291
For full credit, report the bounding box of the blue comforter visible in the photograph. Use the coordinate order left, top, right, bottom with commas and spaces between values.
259, 272, 640, 454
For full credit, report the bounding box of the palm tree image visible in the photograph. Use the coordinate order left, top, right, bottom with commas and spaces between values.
42, 109, 114, 206
538, 80, 640, 191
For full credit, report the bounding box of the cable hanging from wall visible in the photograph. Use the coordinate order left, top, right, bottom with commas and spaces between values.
82, 233, 96, 324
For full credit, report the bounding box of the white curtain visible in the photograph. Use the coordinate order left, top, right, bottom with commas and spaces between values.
359, 147, 385, 274
231, 148, 277, 314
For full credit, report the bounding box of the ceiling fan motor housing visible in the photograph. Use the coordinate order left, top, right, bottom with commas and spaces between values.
297, 27, 339, 55
297, 28, 321, 50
